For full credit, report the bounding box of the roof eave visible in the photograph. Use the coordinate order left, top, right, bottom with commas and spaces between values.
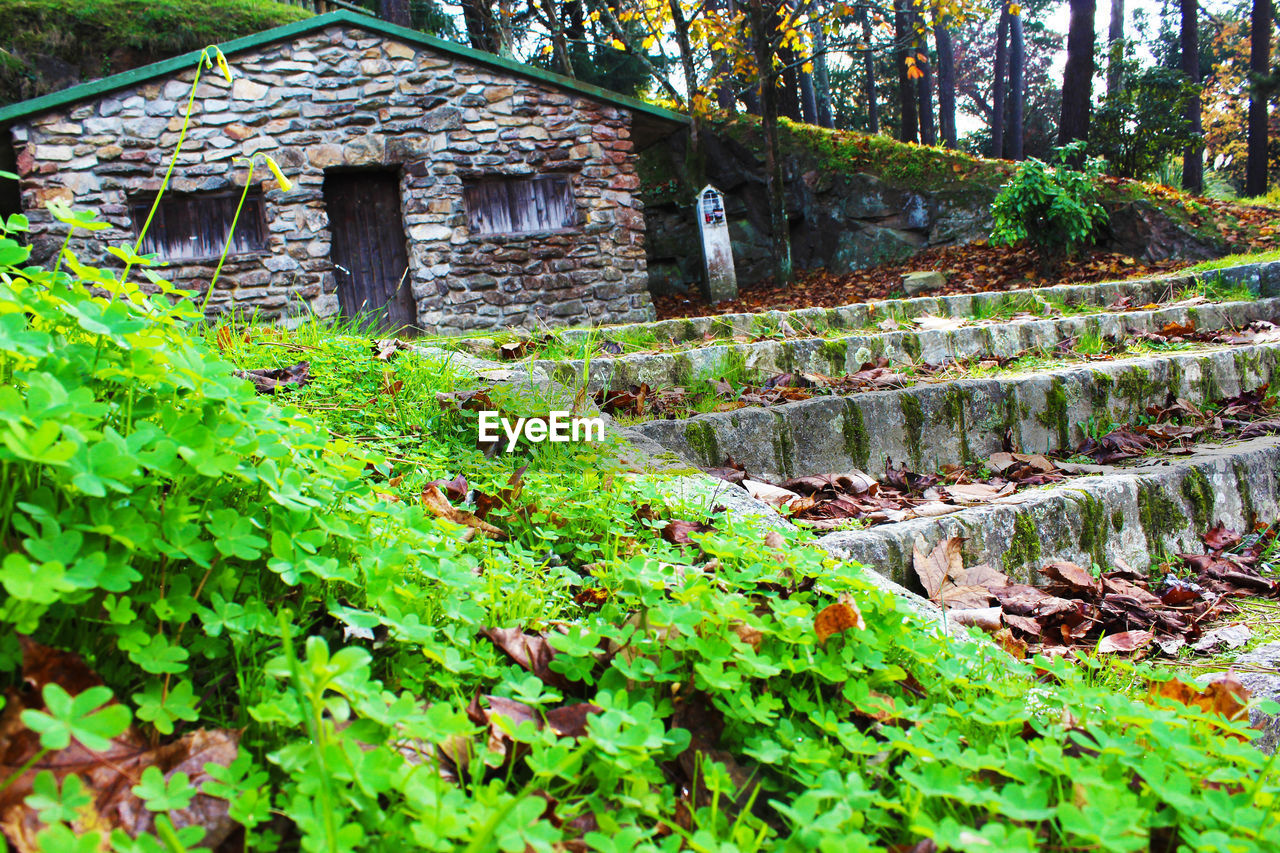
0, 9, 689, 132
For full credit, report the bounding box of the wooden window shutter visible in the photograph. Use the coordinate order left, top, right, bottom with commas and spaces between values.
463, 175, 575, 236
130, 191, 268, 262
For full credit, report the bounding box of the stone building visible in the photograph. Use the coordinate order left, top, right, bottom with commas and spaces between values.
0, 10, 685, 332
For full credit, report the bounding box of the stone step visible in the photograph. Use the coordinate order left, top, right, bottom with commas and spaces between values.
816, 435, 1280, 588
624, 342, 1280, 482
555, 259, 1280, 345
536, 297, 1280, 391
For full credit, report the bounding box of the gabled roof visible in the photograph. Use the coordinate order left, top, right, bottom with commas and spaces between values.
0, 9, 687, 146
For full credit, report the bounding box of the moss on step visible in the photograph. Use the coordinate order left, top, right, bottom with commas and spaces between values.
901, 334, 922, 363
1036, 378, 1070, 450
943, 387, 974, 464
682, 421, 720, 466
552, 364, 578, 385
770, 411, 796, 480
901, 394, 925, 470
820, 338, 849, 372
1116, 366, 1154, 417
709, 318, 736, 339
1003, 514, 1043, 575
672, 353, 694, 385
1180, 468, 1215, 530
1137, 483, 1187, 550
1198, 367, 1221, 406
1088, 370, 1113, 410
841, 401, 871, 469
1111, 508, 1125, 532
1234, 461, 1258, 527
1077, 493, 1109, 568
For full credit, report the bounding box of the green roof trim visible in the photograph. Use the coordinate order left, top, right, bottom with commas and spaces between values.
0, 9, 689, 129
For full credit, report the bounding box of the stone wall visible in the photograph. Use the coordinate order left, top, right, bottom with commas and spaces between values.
9, 24, 656, 332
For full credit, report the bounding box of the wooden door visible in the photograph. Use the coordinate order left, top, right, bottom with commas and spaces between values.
323, 170, 417, 332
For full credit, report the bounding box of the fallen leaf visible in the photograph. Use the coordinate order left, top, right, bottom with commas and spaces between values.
233, 361, 310, 394
422, 485, 505, 540
482, 628, 571, 690
0, 640, 239, 851
1192, 623, 1252, 653
912, 537, 966, 601
1097, 630, 1154, 654
815, 599, 865, 642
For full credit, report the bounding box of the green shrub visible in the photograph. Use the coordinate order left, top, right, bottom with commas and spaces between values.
990, 144, 1110, 261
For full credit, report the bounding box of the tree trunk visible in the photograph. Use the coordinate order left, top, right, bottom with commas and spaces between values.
858, 7, 879, 133
779, 38, 803, 122
1059, 0, 1097, 148
1008, 9, 1025, 160
460, 0, 501, 52
750, 2, 793, 285
1181, 0, 1203, 193
1247, 0, 1272, 196
1106, 0, 1124, 97
933, 11, 957, 147
992, 4, 1010, 157
894, 0, 919, 142
813, 22, 835, 127
544, 0, 574, 76
799, 66, 819, 124
379, 0, 411, 26
918, 41, 936, 145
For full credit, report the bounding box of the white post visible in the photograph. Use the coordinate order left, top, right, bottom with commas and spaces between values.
697, 185, 737, 304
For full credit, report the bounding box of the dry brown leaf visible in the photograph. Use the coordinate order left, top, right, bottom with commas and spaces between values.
421, 485, 505, 540
1097, 630, 1154, 654
815, 599, 865, 642
947, 606, 1003, 632
912, 537, 966, 600
0, 640, 239, 851
1149, 673, 1251, 732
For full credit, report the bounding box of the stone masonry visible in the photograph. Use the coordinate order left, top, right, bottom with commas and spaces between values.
8, 22, 660, 332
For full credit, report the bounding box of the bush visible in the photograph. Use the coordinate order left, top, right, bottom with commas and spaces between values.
990, 144, 1110, 261
1089, 59, 1200, 181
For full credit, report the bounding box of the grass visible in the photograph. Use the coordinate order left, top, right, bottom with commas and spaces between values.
0, 0, 311, 105
1190, 248, 1280, 273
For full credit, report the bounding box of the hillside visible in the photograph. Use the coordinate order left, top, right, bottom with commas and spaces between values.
640, 115, 1280, 292
0, 0, 312, 106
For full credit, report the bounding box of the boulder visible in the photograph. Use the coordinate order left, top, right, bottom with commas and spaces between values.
902, 270, 947, 296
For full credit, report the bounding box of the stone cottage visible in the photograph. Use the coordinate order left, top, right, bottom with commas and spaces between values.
0, 10, 686, 332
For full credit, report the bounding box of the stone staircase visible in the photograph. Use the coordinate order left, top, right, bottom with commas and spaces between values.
492, 260, 1280, 597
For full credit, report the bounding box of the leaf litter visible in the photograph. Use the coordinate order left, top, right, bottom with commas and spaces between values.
0, 639, 238, 851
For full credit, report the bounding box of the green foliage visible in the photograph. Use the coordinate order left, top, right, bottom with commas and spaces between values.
1089, 59, 1201, 180
990, 144, 1111, 259
0, 0, 311, 105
